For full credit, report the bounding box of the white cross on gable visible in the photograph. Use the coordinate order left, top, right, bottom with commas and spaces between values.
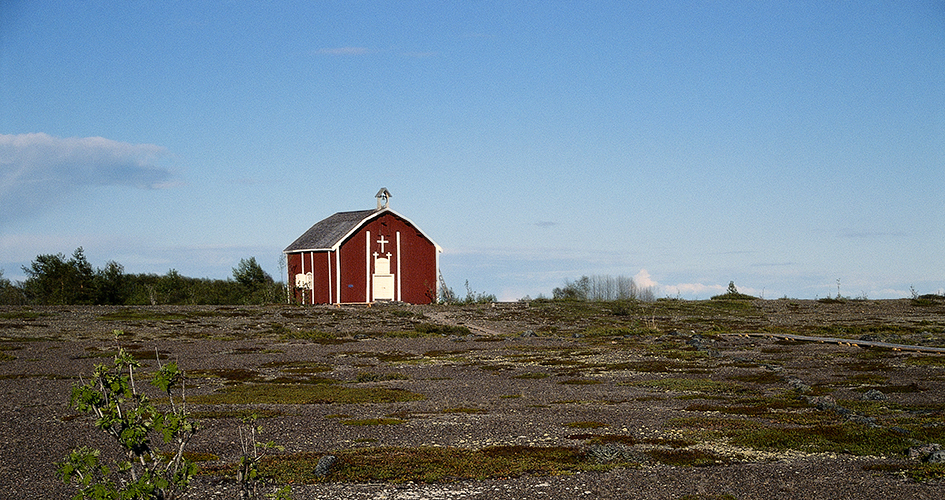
377, 235, 389, 253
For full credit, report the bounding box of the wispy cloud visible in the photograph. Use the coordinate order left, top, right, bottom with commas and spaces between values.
0, 133, 174, 223
315, 46, 370, 55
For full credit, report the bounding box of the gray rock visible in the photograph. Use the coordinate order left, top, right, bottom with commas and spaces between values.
314, 454, 337, 476
925, 450, 945, 463
686, 336, 707, 351
907, 443, 940, 460
787, 378, 812, 394
861, 389, 888, 401
846, 414, 879, 428
521, 330, 537, 337
587, 443, 638, 463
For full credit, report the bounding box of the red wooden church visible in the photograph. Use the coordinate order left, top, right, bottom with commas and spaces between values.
284, 189, 442, 304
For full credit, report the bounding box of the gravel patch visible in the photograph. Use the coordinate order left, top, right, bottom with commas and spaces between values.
1, 302, 943, 499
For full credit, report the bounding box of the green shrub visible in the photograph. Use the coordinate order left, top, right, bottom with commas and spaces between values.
57, 338, 198, 499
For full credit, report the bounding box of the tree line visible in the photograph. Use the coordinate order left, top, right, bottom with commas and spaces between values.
552, 274, 656, 302
0, 248, 284, 306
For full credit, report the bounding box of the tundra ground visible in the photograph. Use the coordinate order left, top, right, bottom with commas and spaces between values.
1, 298, 943, 499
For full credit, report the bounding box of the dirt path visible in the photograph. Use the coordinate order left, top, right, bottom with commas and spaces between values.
425, 308, 511, 336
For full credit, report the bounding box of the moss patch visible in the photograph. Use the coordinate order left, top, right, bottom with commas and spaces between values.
189, 383, 424, 405
261, 445, 589, 484
645, 448, 726, 466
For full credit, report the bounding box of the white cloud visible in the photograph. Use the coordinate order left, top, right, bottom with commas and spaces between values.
633, 269, 658, 288
633, 269, 731, 298
0, 133, 174, 223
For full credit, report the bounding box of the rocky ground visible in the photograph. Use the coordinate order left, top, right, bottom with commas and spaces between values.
1, 299, 943, 499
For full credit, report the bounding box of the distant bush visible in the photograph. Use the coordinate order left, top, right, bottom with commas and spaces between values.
912, 294, 945, 307
552, 275, 655, 302
0, 269, 27, 305
710, 281, 757, 301
232, 257, 278, 305
12, 248, 287, 306
436, 276, 496, 305
20, 248, 97, 305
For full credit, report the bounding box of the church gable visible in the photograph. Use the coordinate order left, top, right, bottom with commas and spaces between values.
284, 189, 441, 305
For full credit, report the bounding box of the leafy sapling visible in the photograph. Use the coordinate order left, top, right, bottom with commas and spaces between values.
58, 333, 198, 499
236, 414, 291, 500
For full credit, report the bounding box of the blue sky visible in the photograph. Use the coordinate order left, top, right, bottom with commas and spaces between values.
2, 1, 943, 301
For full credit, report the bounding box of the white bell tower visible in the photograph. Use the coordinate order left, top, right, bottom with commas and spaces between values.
375, 187, 391, 209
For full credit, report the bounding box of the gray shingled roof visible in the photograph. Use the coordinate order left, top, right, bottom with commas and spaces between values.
284, 209, 379, 252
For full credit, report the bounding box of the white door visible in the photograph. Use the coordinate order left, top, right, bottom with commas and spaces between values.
373, 275, 394, 300
373, 256, 394, 300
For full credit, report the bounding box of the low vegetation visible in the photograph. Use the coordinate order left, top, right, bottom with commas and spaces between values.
189, 383, 425, 405
262, 446, 594, 483
6, 287, 941, 496
3, 248, 284, 305
58, 340, 198, 499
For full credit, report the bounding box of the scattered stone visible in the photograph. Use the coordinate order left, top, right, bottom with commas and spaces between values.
314, 455, 337, 476
808, 395, 853, 416
858, 334, 881, 342
908, 443, 942, 460
787, 378, 812, 394
587, 443, 638, 463
861, 389, 888, 401
521, 330, 537, 337
925, 450, 945, 463
846, 414, 879, 428
686, 335, 707, 351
